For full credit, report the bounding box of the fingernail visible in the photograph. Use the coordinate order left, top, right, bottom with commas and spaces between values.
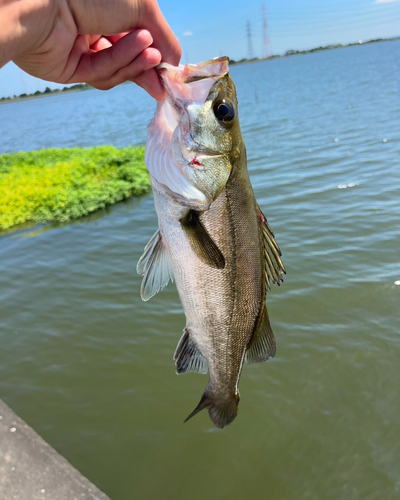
141, 29, 153, 45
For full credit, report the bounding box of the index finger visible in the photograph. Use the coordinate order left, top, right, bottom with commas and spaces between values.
137, 0, 181, 65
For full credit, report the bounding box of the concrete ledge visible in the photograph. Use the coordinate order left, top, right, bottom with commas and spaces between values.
0, 399, 111, 500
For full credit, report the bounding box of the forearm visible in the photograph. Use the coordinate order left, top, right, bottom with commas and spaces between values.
0, 0, 58, 68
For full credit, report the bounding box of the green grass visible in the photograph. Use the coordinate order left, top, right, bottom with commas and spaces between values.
0, 146, 151, 230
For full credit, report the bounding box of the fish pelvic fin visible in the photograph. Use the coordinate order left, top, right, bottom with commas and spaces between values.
174, 328, 208, 375
245, 303, 276, 364
180, 210, 225, 269
136, 229, 174, 301
184, 389, 240, 429
257, 204, 286, 292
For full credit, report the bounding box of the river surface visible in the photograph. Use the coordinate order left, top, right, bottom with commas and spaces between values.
1, 41, 400, 500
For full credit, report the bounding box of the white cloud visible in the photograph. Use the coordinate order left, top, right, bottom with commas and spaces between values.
183, 31, 193, 36
374, 0, 399, 3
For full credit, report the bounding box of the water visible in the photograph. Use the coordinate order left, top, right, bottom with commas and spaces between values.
1, 41, 400, 499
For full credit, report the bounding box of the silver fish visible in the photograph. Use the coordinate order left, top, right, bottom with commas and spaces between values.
137, 57, 285, 428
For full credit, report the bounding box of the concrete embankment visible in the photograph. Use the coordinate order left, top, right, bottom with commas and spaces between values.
0, 399, 111, 500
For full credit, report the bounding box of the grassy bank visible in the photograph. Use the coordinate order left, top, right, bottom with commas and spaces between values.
0, 146, 150, 230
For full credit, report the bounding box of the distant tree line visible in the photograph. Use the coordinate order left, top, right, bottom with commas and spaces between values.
281, 37, 398, 57
230, 36, 399, 65
0, 83, 92, 103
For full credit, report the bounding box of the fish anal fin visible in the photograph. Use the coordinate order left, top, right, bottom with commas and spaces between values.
174, 328, 208, 375
245, 304, 276, 363
257, 204, 286, 291
136, 229, 174, 301
180, 210, 225, 269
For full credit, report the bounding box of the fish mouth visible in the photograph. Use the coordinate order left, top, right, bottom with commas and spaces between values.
156, 57, 230, 106
156, 56, 229, 80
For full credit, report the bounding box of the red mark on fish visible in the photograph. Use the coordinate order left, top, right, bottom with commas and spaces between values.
191, 157, 202, 166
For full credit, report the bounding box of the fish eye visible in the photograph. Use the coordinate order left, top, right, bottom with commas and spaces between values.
213, 99, 235, 123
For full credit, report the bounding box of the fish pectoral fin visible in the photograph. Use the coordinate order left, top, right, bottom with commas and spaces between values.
245, 304, 276, 363
180, 210, 225, 269
258, 204, 286, 292
174, 328, 208, 375
136, 229, 174, 301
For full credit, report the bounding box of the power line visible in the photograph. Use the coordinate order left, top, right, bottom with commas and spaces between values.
262, 4, 272, 59
247, 21, 254, 59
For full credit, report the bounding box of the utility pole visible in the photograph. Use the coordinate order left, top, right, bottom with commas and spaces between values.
262, 4, 272, 59
247, 21, 254, 59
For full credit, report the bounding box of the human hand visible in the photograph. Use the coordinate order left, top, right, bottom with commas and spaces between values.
6, 0, 181, 100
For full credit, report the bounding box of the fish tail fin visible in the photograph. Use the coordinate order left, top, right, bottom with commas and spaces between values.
184, 389, 240, 429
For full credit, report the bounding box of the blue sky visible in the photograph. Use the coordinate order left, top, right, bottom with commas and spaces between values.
1, 0, 399, 97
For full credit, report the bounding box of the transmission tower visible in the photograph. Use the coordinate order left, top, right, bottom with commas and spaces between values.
262, 4, 272, 59
247, 21, 254, 59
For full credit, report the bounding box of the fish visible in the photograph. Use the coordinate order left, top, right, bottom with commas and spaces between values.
137, 57, 285, 428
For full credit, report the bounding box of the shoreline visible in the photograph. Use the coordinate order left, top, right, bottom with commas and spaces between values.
230, 36, 399, 66
2, 36, 398, 104
0, 83, 93, 105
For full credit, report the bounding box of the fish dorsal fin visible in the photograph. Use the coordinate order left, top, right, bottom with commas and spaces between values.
174, 328, 208, 375
245, 304, 276, 363
180, 210, 225, 269
258, 205, 286, 292
136, 230, 174, 301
